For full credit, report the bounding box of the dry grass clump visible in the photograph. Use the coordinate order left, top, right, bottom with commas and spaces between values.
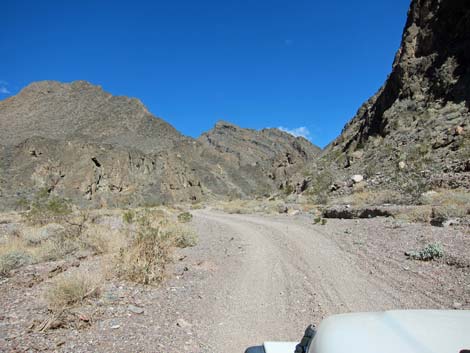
216, 199, 287, 215
116, 223, 173, 284
0, 249, 34, 276
170, 225, 197, 248
336, 189, 405, 207
396, 205, 433, 223
1, 206, 197, 282
81, 227, 127, 255
218, 200, 255, 214
420, 189, 470, 219
116, 211, 196, 284
44, 270, 101, 312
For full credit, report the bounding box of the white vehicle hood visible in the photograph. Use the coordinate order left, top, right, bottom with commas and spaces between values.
263, 341, 298, 353
309, 310, 470, 353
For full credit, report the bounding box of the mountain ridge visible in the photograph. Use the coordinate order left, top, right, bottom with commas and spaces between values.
0, 80, 319, 209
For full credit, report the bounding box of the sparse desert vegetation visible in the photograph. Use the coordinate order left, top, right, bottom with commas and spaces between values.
45, 270, 101, 312
1, 0, 469, 350
0, 204, 198, 343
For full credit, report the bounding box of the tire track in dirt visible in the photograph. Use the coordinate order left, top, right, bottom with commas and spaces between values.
192, 210, 424, 352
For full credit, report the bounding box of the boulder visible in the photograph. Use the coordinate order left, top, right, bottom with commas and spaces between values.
351, 175, 364, 184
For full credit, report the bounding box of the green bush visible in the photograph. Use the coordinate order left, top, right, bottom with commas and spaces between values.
25, 188, 71, 225
307, 171, 333, 204
0, 251, 34, 276
177, 212, 193, 223
406, 243, 444, 261
122, 210, 135, 224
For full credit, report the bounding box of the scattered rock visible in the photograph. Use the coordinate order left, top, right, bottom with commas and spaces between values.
442, 218, 460, 227
128, 305, 144, 314
176, 318, 192, 329
329, 183, 340, 191
453, 302, 462, 310
351, 175, 364, 184
398, 161, 406, 170
277, 204, 288, 214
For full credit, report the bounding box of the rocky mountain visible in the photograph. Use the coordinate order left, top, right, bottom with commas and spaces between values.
198, 121, 320, 194
2, 0, 469, 210
0, 81, 320, 210
320, 0, 470, 198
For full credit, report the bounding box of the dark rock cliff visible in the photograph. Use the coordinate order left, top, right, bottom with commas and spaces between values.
322, 0, 470, 194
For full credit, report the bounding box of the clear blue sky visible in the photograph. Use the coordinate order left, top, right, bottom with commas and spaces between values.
1, 0, 410, 147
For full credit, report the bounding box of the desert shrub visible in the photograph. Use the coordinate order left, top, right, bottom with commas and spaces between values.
177, 212, 193, 223
0, 250, 34, 276
35, 237, 79, 262
189, 203, 204, 210
80, 227, 127, 255
307, 171, 333, 205
116, 213, 196, 284
406, 243, 444, 261
397, 206, 433, 223
432, 204, 467, 220
25, 188, 71, 225
348, 189, 404, 206
283, 184, 294, 195
172, 227, 197, 248
219, 200, 251, 214
122, 210, 135, 224
420, 189, 470, 219
15, 197, 30, 210
390, 170, 430, 202
117, 223, 173, 284
44, 271, 101, 311
313, 217, 327, 225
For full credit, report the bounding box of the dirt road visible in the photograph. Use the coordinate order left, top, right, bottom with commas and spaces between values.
2, 209, 467, 353
189, 210, 455, 352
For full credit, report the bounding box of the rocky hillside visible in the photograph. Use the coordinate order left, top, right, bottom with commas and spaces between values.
0, 82, 320, 210
2, 0, 469, 209
198, 121, 320, 194
320, 0, 470, 199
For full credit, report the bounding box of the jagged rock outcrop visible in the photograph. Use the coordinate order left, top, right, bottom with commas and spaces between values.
321, 0, 470, 197
0, 81, 320, 209
198, 121, 320, 195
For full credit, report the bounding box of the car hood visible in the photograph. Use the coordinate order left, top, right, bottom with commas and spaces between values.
309, 310, 470, 353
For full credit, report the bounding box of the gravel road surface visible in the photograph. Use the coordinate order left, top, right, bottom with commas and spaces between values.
3, 209, 467, 353
190, 210, 452, 352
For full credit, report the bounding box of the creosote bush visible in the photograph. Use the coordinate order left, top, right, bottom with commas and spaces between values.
116, 212, 196, 284
117, 223, 173, 284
